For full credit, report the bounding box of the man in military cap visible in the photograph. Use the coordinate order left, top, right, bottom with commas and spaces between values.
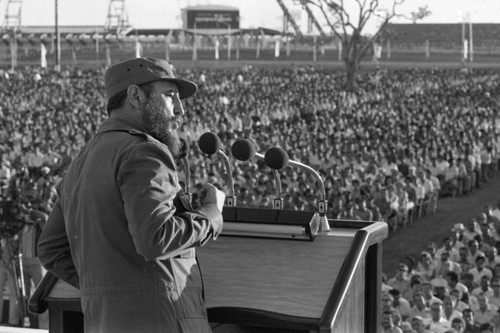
38, 57, 225, 332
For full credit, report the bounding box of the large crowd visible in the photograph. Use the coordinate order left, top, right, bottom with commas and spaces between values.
0, 64, 499, 330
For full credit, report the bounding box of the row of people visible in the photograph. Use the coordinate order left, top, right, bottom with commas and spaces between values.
382, 201, 500, 332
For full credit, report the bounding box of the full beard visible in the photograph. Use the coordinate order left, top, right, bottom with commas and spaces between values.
141, 94, 182, 158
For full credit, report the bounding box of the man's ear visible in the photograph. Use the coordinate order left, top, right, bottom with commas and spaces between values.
127, 85, 145, 109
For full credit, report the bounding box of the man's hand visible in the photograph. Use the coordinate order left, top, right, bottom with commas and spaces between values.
198, 183, 226, 213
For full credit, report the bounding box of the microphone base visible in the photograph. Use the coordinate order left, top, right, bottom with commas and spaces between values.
318, 215, 331, 232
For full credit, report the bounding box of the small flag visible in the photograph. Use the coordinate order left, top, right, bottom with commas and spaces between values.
135, 39, 142, 58
40, 43, 47, 68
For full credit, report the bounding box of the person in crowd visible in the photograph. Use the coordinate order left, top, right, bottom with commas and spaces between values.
411, 315, 432, 333
422, 282, 442, 308
409, 292, 432, 320
382, 309, 403, 333
436, 237, 460, 262
462, 308, 480, 333
451, 224, 467, 253
469, 255, 493, 287
435, 251, 462, 278
484, 243, 500, 268
450, 289, 469, 313
442, 295, 463, 324
471, 275, 493, 299
475, 234, 492, 256
463, 220, 482, 244
389, 289, 412, 320
388, 263, 412, 296
382, 292, 397, 312
458, 247, 474, 275
400, 321, 416, 333
404, 275, 424, 303
448, 317, 466, 333
445, 271, 469, 298
487, 277, 500, 307
426, 300, 451, 333
416, 252, 437, 281
473, 293, 498, 326
461, 273, 477, 299
431, 278, 449, 300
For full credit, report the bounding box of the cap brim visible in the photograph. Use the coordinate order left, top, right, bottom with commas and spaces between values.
163, 78, 197, 99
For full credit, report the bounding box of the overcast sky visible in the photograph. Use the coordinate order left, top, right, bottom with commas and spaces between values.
4, 0, 499, 32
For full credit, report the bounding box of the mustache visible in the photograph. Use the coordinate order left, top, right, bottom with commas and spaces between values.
172, 116, 183, 128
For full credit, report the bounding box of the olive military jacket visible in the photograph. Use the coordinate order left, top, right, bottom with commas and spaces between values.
38, 117, 223, 332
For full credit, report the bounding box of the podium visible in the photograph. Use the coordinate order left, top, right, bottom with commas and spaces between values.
29, 212, 387, 333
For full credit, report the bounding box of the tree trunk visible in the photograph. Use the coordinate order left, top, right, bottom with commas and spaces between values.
344, 59, 358, 91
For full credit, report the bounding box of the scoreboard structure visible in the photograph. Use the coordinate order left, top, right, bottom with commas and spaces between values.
182, 5, 239, 30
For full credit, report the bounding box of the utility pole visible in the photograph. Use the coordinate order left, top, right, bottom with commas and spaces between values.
468, 12, 473, 63
3, 0, 23, 69
55, 0, 61, 71
460, 11, 466, 64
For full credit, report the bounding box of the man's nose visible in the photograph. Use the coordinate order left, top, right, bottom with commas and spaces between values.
174, 95, 184, 116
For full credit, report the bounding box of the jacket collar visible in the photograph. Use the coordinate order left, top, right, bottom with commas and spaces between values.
97, 116, 148, 135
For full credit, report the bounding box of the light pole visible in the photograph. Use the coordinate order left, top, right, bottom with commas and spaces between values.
217, 21, 232, 60
468, 12, 473, 63
55, 0, 61, 71
192, 21, 197, 61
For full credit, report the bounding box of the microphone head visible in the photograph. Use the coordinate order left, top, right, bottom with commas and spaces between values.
198, 132, 222, 155
177, 138, 190, 159
231, 139, 256, 161
264, 147, 289, 170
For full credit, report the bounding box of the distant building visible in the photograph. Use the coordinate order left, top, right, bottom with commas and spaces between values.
181, 5, 239, 30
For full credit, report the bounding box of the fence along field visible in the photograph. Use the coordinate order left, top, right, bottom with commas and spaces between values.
1, 22, 500, 69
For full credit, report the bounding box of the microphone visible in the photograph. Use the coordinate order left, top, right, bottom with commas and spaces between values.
231, 139, 284, 210
264, 147, 330, 232
198, 132, 236, 207
177, 138, 192, 205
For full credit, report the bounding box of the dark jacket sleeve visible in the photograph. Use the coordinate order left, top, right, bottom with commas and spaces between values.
118, 141, 223, 261
37, 198, 79, 289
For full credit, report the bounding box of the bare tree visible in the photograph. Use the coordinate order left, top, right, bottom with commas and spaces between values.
305, 0, 428, 91
410, 5, 432, 24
